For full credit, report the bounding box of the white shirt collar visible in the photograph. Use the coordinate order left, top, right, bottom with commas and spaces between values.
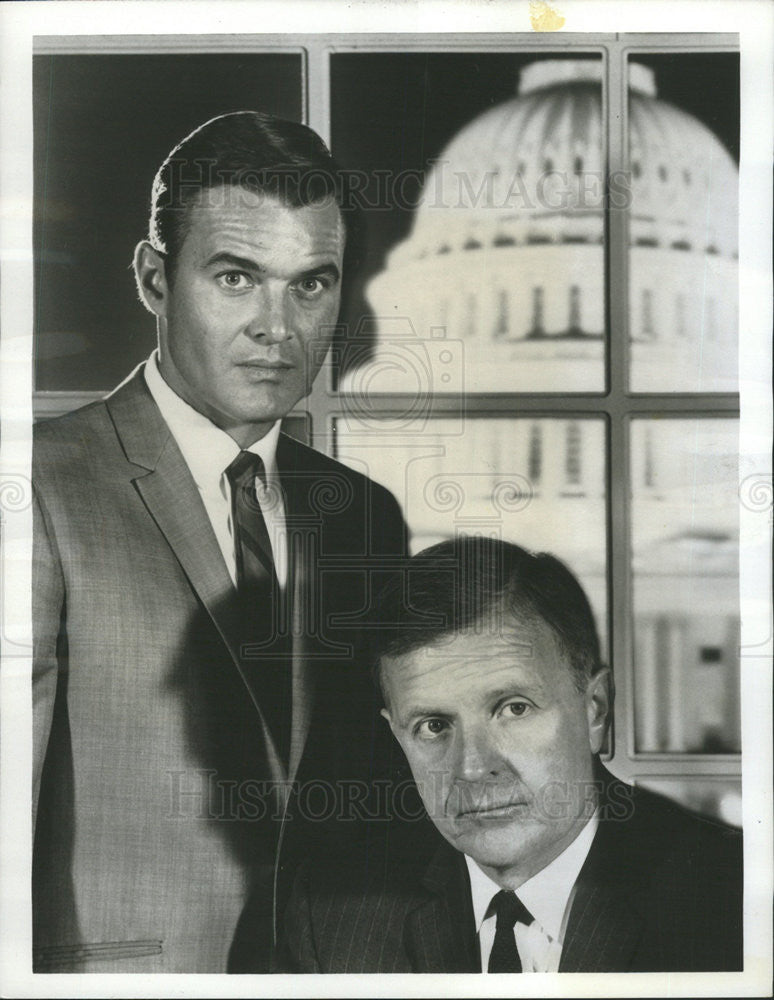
144, 351, 282, 489
465, 811, 598, 944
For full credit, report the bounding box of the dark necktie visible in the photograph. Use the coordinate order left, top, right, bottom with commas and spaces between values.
487, 890, 534, 973
226, 450, 291, 764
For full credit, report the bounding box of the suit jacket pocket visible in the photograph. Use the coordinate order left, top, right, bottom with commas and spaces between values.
33, 939, 163, 970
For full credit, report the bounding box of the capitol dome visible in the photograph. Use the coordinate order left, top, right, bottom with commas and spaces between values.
345, 59, 738, 393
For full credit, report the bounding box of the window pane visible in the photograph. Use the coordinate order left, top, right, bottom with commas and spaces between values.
627, 54, 739, 392
281, 413, 311, 446
332, 53, 605, 393
34, 53, 304, 391
335, 416, 608, 654
631, 418, 740, 753
635, 777, 741, 826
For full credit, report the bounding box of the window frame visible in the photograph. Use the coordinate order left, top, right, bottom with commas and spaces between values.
32, 30, 742, 794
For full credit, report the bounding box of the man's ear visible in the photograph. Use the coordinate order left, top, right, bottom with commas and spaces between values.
585, 667, 612, 755
380, 707, 402, 742
133, 241, 169, 317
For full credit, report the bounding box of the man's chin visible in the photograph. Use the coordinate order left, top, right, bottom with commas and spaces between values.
441, 814, 535, 868
227, 391, 304, 434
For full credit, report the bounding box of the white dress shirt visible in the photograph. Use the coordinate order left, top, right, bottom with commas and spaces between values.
144, 352, 287, 588
465, 813, 598, 973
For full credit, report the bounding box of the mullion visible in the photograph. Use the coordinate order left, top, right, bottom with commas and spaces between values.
604, 39, 633, 768
315, 37, 740, 780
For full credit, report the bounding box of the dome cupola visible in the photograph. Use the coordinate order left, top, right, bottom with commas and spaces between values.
348, 59, 738, 394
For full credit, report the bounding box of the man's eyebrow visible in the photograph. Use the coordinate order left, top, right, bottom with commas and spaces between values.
203, 251, 263, 272
297, 263, 341, 283
402, 706, 452, 726
486, 683, 543, 702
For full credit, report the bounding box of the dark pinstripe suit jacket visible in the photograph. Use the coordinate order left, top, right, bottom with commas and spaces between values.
281, 770, 743, 973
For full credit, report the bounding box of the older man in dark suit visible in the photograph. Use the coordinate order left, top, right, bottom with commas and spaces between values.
282, 536, 743, 973
32, 111, 407, 973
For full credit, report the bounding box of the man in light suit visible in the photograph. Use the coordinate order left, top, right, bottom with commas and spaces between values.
283, 536, 743, 973
32, 111, 407, 973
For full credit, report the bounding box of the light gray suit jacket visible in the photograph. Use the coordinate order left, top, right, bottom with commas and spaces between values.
32, 365, 407, 972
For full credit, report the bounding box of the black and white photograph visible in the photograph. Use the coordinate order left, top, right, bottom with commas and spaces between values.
0, 1, 771, 996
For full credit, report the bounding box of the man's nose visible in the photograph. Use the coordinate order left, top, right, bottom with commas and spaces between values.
455, 724, 502, 782
247, 285, 290, 343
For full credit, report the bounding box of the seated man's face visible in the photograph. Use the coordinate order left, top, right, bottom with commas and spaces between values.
381, 617, 609, 885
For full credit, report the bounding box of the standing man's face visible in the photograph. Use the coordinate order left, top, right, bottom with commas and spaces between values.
135, 186, 345, 447
381, 618, 609, 888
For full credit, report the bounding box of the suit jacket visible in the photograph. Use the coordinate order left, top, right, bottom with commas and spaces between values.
281, 769, 743, 973
32, 364, 408, 973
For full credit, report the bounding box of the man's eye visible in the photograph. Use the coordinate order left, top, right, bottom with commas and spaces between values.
500, 701, 531, 719
216, 271, 252, 291
415, 718, 448, 740
294, 276, 327, 298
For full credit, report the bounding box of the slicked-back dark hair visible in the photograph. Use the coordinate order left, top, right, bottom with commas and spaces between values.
374, 536, 603, 701
147, 110, 360, 278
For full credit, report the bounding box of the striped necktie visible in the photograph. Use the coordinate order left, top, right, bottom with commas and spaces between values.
226, 450, 291, 763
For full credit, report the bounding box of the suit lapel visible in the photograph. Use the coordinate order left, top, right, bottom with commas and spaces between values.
106, 369, 237, 644
104, 369, 286, 779
560, 769, 645, 971
133, 443, 240, 646
286, 528, 315, 784
405, 840, 480, 973
277, 434, 317, 784
560, 881, 643, 972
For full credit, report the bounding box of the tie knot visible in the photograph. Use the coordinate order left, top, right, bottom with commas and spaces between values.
491, 890, 533, 931
226, 450, 266, 490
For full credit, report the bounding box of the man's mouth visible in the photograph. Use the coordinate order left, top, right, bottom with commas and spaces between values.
455, 799, 530, 820
238, 360, 294, 370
